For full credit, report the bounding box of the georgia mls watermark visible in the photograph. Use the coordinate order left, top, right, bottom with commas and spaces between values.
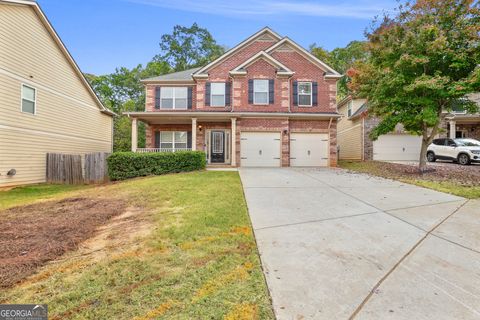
0, 305, 47, 320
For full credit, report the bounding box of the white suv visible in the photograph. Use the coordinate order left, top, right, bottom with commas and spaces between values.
427, 138, 480, 165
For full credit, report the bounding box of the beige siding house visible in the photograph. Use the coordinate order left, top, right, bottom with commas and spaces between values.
0, 0, 114, 187
337, 97, 367, 160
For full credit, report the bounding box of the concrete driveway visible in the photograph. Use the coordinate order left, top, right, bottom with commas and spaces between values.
239, 168, 480, 320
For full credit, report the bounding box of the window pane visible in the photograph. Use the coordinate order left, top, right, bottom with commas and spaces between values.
298, 82, 311, 94
175, 87, 188, 98
161, 87, 173, 98
174, 98, 187, 109
22, 85, 35, 101
254, 79, 268, 92
211, 83, 225, 94
160, 131, 173, 142
161, 98, 173, 109
175, 143, 187, 149
160, 143, 173, 149
22, 99, 35, 114
175, 131, 187, 143
298, 95, 311, 106
211, 95, 225, 106
254, 92, 268, 104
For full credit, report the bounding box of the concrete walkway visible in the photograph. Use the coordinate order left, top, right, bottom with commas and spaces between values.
240, 168, 480, 320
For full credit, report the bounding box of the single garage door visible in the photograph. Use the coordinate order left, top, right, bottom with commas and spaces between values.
240, 132, 281, 167
290, 133, 329, 167
373, 134, 422, 161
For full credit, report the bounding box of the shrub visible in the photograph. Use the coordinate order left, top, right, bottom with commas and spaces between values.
107, 151, 206, 181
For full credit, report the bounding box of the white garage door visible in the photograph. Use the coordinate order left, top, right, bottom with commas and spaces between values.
290, 133, 329, 167
240, 132, 281, 167
373, 134, 422, 161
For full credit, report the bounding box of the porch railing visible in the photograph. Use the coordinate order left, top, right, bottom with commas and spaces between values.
136, 148, 192, 153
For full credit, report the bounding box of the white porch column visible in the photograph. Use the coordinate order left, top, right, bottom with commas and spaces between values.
131, 118, 138, 152
191, 118, 197, 151
231, 118, 237, 166
449, 120, 456, 139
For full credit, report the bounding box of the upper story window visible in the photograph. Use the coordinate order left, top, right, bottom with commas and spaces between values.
298, 82, 312, 106
347, 101, 353, 117
253, 79, 269, 105
160, 87, 187, 109
210, 83, 226, 107
21, 84, 36, 114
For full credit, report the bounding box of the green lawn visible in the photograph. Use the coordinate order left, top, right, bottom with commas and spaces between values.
0, 184, 92, 210
339, 161, 480, 198
1, 172, 274, 319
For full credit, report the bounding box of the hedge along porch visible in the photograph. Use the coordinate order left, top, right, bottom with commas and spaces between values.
128, 112, 339, 167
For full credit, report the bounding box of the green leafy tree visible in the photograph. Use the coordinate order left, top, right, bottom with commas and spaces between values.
154, 23, 224, 71
350, 0, 480, 171
310, 41, 368, 99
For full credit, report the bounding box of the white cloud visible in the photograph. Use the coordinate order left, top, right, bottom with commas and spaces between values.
124, 0, 395, 19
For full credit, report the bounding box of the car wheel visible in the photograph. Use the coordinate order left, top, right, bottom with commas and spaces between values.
458, 153, 470, 165
426, 152, 436, 162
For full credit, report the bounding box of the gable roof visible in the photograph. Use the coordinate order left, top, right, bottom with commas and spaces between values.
0, 0, 114, 116
349, 102, 368, 119
141, 67, 200, 83
265, 38, 341, 77
230, 51, 294, 76
193, 27, 282, 77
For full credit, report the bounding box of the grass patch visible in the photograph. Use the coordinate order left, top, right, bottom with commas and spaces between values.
1, 172, 274, 319
339, 160, 480, 198
0, 184, 91, 210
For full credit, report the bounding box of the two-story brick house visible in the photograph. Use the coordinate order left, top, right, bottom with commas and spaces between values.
125, 27, 341, 167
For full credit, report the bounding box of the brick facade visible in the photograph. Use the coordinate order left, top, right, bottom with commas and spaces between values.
140, 29, 340, 167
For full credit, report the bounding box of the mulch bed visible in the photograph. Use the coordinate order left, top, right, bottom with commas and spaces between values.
356, 161, 480, 186
0, 197, 126, 288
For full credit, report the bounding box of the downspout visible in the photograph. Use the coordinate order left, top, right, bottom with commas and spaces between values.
362, 117, 365, 161
328, 117, 333, 166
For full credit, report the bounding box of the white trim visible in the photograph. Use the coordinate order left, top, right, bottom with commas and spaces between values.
159, 130, 188, 150
0, 66, 104, 115
20, 83, 36, 115
0, 0, 114, 116
0, 123, 112, 144
297, 82, 312, 107
194, 27, 282, 76
230, 51, 294, 75
125, 111, 341, 119
253, 79, 269, 105
265, 38, 341, 76
160, 87, 188, 110
210, 82, 226, 107
347, 101, 353, 117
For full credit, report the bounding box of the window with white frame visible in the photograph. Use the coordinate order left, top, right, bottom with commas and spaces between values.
160, 87, 187, 109
298, 82, 312, 106
347, 101, 353, 117
160, 131, 188, 150
21, 84, 36, 114
210, 82, 226, 107
253, 79, 269, 104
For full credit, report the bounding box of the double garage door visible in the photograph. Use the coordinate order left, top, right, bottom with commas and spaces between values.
373, 134, 422, 161
240, 132, 329, 167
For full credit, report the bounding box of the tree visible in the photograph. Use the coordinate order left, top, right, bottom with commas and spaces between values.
154, 23, 224, 71
310, 41, 368, 99
349, 0, 480, 171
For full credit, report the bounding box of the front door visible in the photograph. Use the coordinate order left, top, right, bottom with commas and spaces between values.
211, 131, 225, 163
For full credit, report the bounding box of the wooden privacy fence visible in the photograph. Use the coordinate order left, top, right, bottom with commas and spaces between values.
46, 152, 110, 184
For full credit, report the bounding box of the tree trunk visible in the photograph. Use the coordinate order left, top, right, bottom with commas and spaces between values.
418, 120, 441, 173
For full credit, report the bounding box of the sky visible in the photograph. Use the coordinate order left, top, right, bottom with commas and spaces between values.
38, 0, 399, 75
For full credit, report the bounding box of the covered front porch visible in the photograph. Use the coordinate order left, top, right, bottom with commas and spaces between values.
129, 112, 237, 166
447, 115, 480, 140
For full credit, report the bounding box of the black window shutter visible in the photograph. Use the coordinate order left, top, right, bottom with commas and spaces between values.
312, 82, 318, 106
225, 82, 231, 106
155, 87, 161, 109
292, 81, 298, 106
248, 79, 254, 104
187, 87, 193, 109
154, 131, 160, 148
205, 82, 211, 106
187, 131, 192, 149
268, 79, 274, 104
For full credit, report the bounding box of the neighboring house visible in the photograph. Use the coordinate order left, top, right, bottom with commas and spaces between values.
0, 0, 114, 187
125, 27, 342, 167
337, 94, 480, 161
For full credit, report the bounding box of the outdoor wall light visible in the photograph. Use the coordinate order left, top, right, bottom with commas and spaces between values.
198, 125, 203, 132
283, 129, 288, 135
7, 169, 16, 176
